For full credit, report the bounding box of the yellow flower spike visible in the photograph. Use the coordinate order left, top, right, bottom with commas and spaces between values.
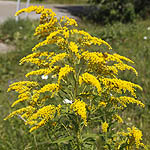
70, 99, 87, 126
111, 96, 145, 108
98, 102, 107, 108
114, 63, 138, 76
15, 6, 44, 16
64, 16, 78, 27
69, 41, 81, 58
101, 121, 109, 133
39, 83, 59, 98
79, 73, 102, 95
8, 81, 38, 93
20, 51, 53, 66
27, 105, 56, 132
127, 126, 144, 149
113, 53, 134, 64
26, 66, 59, 77
56, 104, 61, 116
82, 51, 105, 65
4, 106, 35, 120
117, 127, 146, 149
113, 114, 124, 123
101, 78, 142, 97
58, 65, 74, 84
11, 97, 29, 107
49, 53, 68, 66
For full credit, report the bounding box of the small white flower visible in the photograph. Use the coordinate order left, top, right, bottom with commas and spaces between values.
144, 36, 147, 40
110, 93, 112, 96
63, 99, 72, 104
41, 75, 48, 80
147, 27, 150, 30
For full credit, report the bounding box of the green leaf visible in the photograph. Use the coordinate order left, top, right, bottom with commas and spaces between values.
51, 136, 74, 144
82, 133, 98, 142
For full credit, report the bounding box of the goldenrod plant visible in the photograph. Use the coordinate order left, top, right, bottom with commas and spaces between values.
5, 6, 147, 150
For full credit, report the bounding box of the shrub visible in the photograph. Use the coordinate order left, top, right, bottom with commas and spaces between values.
88, 0, 136, 24
134, 0, 150, 18
4, 6, 147, 149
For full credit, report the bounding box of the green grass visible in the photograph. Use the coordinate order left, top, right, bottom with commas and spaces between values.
0, 17, 150, 149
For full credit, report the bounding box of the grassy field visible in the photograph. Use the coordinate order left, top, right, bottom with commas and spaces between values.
0, 17, 150, 149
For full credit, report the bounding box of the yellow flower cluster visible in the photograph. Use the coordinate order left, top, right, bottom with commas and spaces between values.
25, 67, 57, 77
113, 114, 123, 123
58, 65, 74, 84
69, 42, 80, 58
26, 104, 60, 132
98, 101, 107, 108
20, 51, 54, 66
4, 106, 35, 120
118, 126, 145, 149
101, 121, 109, 133
8, 81, 39, 93
15, 6, 45, 16
127, 126, 144, 149
101, 78, 142, 97
39, 83, 59, 97
11, 91, 30, 107
82, 51, 105, 65
49, 53, 68, 66
71, 29, 112, 49
79, 73, 102, 95
70, 99, 87, 126
111, 96, 145, 108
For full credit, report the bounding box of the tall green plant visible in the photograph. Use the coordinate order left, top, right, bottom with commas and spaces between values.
5, 6, 147, 149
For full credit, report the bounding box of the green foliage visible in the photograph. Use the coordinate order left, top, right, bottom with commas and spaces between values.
88, 0, 136, 24
134, 0, 150, 18
0, 18, 36, 45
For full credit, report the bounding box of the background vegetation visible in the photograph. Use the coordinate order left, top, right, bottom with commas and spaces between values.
0, 0, 150, 149
88, 0, 150, 24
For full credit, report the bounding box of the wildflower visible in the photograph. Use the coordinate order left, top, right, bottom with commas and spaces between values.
111, 96, 145, 108
143, 36, 147, 40
4, 106, 35, 120
49, 53, 68, 66
39, 83, 59, 97
101, 78, 142, 97
71, 99, 87, 126
69, 41, 80, 58
101, 122, 109, 133
147, 27, 150, 30
113, 114, 124, 123
127, 126, 144, 149
79, 73, 102, 95
63, 99, 72, 104
98, 102, 107, 107
58, 65, 74, 84
7, 81, 38, 93
27, 105, 57, 132
41, 75, 48, 80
